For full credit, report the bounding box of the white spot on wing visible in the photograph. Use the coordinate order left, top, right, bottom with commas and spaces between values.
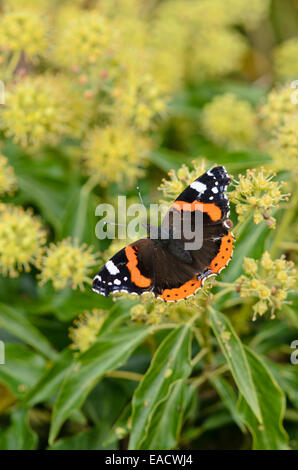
190, 181, 207, 193
114, 279, 121, 285
212, 187, 219, 194
105, 260, 120, 275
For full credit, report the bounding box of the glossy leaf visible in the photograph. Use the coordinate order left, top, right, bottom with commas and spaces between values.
238, 347, 288, 450
49, 326, 149, 444
24, 349, 73, 406
129, 325, 192, 449
209, 375, 245, 432
140, 379, 186, 450
208, 309, 261, 422
0, 303, 57, 360
0, 409, 37, 450
0, 343, 46, 399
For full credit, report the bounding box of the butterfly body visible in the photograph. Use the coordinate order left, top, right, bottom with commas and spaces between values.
92, 166, 235, 302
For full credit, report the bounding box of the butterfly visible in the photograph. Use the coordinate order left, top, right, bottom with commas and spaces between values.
92, 166, 234, 302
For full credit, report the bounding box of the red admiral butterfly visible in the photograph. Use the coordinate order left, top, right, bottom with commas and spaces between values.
92, 166, 234, 302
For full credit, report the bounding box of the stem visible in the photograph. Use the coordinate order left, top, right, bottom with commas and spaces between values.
105, 370, 143, 382
187, 311, 202, 326
193, 327, 204, 349
191, 348, 208, 367
190, 364, 228, 388
73, 175, 99, 242
5, 50, 22, 80
213, 281, 235, 288
285, 409, 298, 422
150, 323, 179, 331
200, 308, 212, 365
233, 208, 254, 237
212, 286, 235, 303
281, 242, 298, 251
270, 184, 298, 258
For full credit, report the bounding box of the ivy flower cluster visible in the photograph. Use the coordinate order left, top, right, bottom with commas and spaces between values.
69, 309, 106, 353
154, 0, 249, 82
112, 72, 167, 132
0, 156, 17, 196
39, 238, 98, 291
236, 252, 296, 320
201, 93, 258, 150
224, 0, 270, 30
2, 75, 88, 149
84, 123, 148, 187
258, 85, 298, 171
229, 168, 289, 228
0, 204, 46, 277
129, 288, 209, 326
53, 11, 113, 69
0, 9, 47, 58
274, 38, 298, 81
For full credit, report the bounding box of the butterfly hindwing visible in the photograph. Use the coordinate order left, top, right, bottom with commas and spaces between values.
92, 239, 154, 296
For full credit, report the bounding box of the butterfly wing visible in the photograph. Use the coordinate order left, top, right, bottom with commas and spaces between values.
92, 238, 154, 296
92, 236, 204, 300
153, 166, 235, 300
92, 166, 234, 302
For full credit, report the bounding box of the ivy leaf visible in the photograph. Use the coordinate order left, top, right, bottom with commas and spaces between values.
24, 349, 73, 406
0, 409, 38, 450
49, 326, 149, 444
129, 325, 192, 450
0, 303, 57, 360
208, 309, 261, 423
265, 360, 298, 410
238, 347, 289, 450
140, 379, 186, 450
0, 343, 46, 399
209, 375, 245, 432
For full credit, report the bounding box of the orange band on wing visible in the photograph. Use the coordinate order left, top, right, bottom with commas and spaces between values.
209, 232, 234, 274
125, 245, 151, 288
156, 276, 203, 302
172, 201, 222, 222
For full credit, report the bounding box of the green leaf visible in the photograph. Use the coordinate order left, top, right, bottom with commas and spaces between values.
150, 149, 192, 172
249, 319, 294, 354
200, 411, 233, 434
208, 309, 261, 423
49, 326, 149, 444
0, 303, 57, 360
0, 409, 38, 450
238, 347, 288, 450
24, 349, 73, 406
129, 325, 192, 450
0, 343, 46, 399
140, 379, 186, 450
48, 421, 117, 450
209, 375, 245, 432
263, 360, 298, 411
17, 174, 66, 233
104, 403, 132, 446
282, 304, 298, 328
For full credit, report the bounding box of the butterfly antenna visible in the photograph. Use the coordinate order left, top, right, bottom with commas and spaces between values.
136, 186, 145, 208
104, 222, 126, 227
